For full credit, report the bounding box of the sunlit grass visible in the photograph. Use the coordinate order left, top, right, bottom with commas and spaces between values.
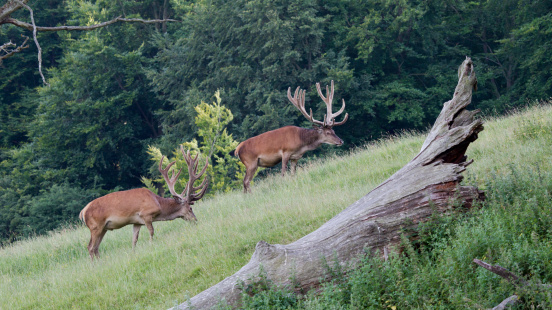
1, 103, 551, 309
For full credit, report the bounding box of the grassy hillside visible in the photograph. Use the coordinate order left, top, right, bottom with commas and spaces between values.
1, 103, 552, 309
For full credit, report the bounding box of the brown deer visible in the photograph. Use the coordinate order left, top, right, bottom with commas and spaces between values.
79, 146, 209, 259
231, 80, 348, 193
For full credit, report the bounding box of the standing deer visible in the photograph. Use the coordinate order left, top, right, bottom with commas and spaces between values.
231, 80, 348, 193
79, 146, 209, 259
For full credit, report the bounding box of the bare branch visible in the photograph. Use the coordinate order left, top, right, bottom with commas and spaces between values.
3, 16, 179, 32
0, 0, 29, 22
1, 0, 178, 84
14, 0, 48, 85
473, 259, 527, 286
0, 35, 29, 64
12, 0, 50, 86
473, 259, 552, 309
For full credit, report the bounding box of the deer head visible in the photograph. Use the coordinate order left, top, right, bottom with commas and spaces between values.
158, 146, 209, 220
287, 80, 348, 145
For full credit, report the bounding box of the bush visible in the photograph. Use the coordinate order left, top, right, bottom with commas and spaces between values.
25, 183, 99, 236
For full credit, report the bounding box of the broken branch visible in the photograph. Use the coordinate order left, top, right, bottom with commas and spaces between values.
0, 35, 29, 63
2, 16, 179, 32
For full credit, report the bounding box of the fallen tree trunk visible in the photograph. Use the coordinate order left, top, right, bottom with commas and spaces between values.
174, 57, 484, 309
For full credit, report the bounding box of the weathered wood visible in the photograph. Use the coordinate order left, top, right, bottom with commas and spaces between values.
473, 258, 552, 309
173, 57, 483, 309
473, 259, 527, 287
490, 295, 519, 310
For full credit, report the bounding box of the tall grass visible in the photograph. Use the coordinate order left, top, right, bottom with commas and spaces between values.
1, 103, 552, 309
234, 103, 552, 309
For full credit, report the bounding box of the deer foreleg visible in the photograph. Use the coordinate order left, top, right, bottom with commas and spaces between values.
281, 154, 290, 176
290, 159, 298, 175
145, 220, 155, 241
132, 224, 141, 248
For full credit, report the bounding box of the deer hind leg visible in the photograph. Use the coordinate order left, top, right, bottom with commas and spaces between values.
243, 163, 258, 193
88, 228, 107, 260
87, 232, 95, 260
132, 224, 142, 249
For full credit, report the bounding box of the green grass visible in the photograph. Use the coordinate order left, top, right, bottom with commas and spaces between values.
2, 103, 552, 309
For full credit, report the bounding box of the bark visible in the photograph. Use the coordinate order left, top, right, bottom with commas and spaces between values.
473, 259, 552, 309
473, 259, 527, 287
1, 0, 178, 84
2, 16, 179, 32
490, 295, 519, 310
174, 57, 483, 309
0, 0, 29, 23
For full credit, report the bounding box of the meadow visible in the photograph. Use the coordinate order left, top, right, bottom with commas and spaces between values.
1, 103, 552, 309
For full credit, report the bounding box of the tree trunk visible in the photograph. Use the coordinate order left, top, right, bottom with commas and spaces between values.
173, 57, 484, 309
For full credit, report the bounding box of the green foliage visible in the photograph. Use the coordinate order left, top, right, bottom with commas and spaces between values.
0, 0, 69, 148
143, 91, 244, 195
0, 0, 170, 243
26, 183, 99, 236
285, 162, 552, 309
1, 105, 551, 309
0, 144, 101, 242
236, 267, 300, 310
2, 0, 552, 246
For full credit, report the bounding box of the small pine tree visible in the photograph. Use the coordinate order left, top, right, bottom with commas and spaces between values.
142, 91, 244, 196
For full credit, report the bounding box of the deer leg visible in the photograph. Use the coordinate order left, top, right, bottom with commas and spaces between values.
290, 159, 299, 175
145, 220, 155, 242
132, 224, 141, 249
87, 231, 97, 260
89, 229, 107, 260
95, 229, 107, 258
243, 163, 258, 193
281, 154, 290, 176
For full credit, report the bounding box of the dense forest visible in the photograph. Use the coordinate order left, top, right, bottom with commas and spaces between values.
1, 0, 551, 243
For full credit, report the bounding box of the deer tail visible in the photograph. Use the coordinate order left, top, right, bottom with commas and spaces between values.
230, 142, 244, 158
79, 203, 90, 226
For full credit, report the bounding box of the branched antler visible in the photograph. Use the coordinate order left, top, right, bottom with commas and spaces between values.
158, 147, 209, 204
181, 146, 209, 205
315, 80, 348, 127
158, 156, 184, 199
287, 86, 324, 126
287, 80, 349, 128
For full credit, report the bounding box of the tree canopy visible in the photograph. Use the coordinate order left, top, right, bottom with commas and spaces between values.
1, 0, 551, 243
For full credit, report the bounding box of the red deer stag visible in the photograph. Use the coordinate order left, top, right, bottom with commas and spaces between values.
231, 80, 348, 193
79, 146, 209, 259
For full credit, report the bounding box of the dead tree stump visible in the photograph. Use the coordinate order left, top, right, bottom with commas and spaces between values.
174, 57, 484, 309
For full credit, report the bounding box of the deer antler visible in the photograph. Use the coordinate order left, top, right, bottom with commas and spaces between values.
181, 146, 209, 205
158, 156, 184, 199
315, 80, 348, 127
287, 86, 325, 126
158, 147, 209, 203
